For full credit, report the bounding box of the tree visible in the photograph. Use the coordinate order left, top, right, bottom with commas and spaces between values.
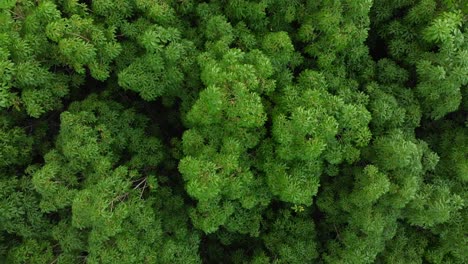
1, 0, 467, 263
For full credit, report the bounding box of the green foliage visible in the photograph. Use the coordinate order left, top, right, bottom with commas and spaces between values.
373, 1, 468, 120
1, 0, 467, 263
0, 0, 121, 117
262, 209, 318, 263
179, 46, 274, 234
118, 24, 197, 100
6, 239, 54, 264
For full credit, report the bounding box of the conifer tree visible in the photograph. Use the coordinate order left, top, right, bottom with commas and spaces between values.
0, 0, 467, 263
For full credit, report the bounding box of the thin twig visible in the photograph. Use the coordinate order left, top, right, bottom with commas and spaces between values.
108, 192, 129, 211
68, 32, 91, 42
333, 223, 342, 241
133, 177, 147, 190
140, 180, 147, 199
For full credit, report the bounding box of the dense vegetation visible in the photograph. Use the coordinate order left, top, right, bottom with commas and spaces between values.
0, 0, 467, 263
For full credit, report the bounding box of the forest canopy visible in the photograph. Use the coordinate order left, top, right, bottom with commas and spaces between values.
0, 0, 467, 263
